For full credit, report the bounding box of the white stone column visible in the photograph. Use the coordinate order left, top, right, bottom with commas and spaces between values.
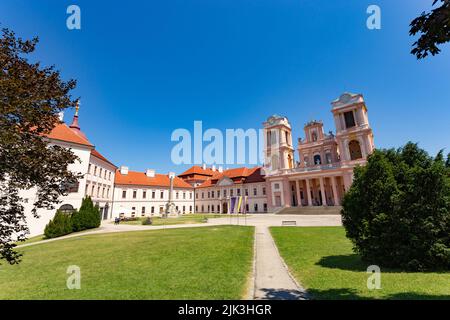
306, 179, 312, 206
295, 180, 302, 207
320, 177, 327, 207
331, 176, 340, 206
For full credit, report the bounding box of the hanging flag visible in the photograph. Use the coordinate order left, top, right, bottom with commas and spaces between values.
243, 196, 248, 214
236, 196, 243, 213
230, 196, 237, 214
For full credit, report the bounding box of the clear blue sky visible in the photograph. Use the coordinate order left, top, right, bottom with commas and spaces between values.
1, 0, 449, 174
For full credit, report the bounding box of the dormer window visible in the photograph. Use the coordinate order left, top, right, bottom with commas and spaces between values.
344, 111, 356, 128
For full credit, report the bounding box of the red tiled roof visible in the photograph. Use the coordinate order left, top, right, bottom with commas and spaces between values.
197, 167, 265, 188
46, 122, 93, 147
178, 166, 215, 177
115, 170, 193, 189
91, 149, 117, 168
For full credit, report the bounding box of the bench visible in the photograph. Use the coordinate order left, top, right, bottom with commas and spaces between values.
282, 220, 297, 226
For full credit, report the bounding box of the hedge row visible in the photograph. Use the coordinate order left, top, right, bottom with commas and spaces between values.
44, 196, 101, 239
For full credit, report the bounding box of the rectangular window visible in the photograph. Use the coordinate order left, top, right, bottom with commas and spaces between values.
152, 191, 155, 199
263, 203, 268, 212
133, 190, 137, 199
262, 187, 266, 196
254, 204, 258, 212
237, 189, 241, 196
183, 192, 186, 199
344, 111, 356, 128
122, 190, 127, 198
211, 191, 215, 198
253, 188, 257, 196
160, 191, 164, 198
141, 207, 145, 215
151, 206, 155, 214
143, 191, 147, 199
245, 189, 248, 196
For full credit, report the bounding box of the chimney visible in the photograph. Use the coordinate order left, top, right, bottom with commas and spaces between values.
202, 163, 207, 170
58, 112, 64, 122
218, 166, 223, 173
212, 164, 216, 172
146, 169, 155, 178
120, 166, 129, 175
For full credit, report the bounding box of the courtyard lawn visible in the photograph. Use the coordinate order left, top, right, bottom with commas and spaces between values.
271, 227, 450, 300
0, 226, 254, 300
119, 214, 239, 226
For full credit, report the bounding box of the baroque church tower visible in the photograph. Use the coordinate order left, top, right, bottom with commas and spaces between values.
263, 115, 295, 173
331, 93, 374, 165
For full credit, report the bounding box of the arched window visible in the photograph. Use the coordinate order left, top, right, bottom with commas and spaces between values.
271, 154, 279, 170
325, 152, 332, 164
59, 204, 75, 214
313, 154, 322, 165
349, 140, 363, 160
287, 154, 293, 169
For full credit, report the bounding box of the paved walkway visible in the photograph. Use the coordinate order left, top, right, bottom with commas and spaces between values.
253, 225, 308, 300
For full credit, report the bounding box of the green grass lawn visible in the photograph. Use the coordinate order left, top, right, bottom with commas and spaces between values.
271, 226, 450, 300
119, 214, 241, 226
0, 226, 254, 299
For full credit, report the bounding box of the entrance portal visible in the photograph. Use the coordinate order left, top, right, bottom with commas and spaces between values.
222, 202, 228, 214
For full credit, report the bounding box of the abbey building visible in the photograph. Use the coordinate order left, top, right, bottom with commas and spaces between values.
23, 92, 374, 236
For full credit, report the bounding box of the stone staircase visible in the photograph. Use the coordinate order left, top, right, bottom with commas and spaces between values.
276, 206, 342, 215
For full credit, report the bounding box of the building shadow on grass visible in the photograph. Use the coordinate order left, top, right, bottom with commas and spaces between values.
258, 288, 309, 300
307, 288, 450, 300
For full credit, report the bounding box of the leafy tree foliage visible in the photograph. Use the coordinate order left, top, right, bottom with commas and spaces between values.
0, 28, 80, 264
44, 210, 73, 239
71, 196, 101, 232
410, 0, 450, 59
342, 142, 450, 271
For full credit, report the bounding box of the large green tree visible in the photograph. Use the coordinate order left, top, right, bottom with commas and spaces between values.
0, 28, 80, 264
342, 142, 450, 271
410, 0, 450, 59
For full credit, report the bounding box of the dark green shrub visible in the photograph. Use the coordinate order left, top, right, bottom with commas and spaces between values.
342, 142, 450, 271
142, 217, 152, 225
44, 210, 73, 239
71, 196, 101, 231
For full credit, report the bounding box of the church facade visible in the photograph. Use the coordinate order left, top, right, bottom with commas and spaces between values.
263, 92, 374, 211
